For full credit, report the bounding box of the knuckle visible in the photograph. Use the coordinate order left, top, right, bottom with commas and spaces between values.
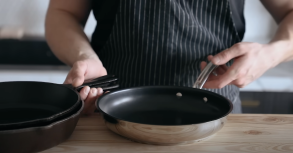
237, 84, 246, 88
250, 42, 261, 48
234, 43, 241, 49
250, 74, 256, 80
90, 88, 97, 94
234, 80, 242, 85
230, 69, 247, 78
234, 43, 242, 48
237, 70, 247, 77
234, 79, 245, 87
229, 69, 239, 76
216, 83, 225, 89
74, 61, 87, 68
247, 42, 262, 52
72, 61, 87, 73
220, 51, 230, 60
234, 43, 245, 54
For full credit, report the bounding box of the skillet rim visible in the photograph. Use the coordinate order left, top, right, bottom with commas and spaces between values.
96, 85, 233, 126
0, 81, 81, 128
0, 98, 84, 133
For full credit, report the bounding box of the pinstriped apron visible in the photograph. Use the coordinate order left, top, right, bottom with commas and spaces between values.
93, 0, 242, 113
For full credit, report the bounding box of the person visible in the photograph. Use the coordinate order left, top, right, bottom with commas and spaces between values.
45, 0, 293, 115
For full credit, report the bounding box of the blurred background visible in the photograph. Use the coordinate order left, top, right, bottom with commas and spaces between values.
0, 0, 292, 114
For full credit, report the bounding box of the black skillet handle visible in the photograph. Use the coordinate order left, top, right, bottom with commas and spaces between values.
74, 74, 119, 92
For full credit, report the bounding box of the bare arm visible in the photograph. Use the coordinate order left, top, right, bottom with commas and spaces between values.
260, 0, 293, 64
45, 0, 99, 66
201, 0, 293, 89
45, 0, 107, 115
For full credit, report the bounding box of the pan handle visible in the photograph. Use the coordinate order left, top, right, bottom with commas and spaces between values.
193, 62, 218, 89
67, 74, 119, 92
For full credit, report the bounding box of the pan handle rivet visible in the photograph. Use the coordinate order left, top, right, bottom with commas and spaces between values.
176, 92, 182, 98
203, 97, 208, 102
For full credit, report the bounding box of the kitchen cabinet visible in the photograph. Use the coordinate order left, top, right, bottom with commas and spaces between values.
240, 91, 293, 114
0, 39, 63, 65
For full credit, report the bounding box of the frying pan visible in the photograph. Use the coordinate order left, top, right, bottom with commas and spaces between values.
0, 74, 118, 130
96, 63, 233, 145
0, 96, 84, 153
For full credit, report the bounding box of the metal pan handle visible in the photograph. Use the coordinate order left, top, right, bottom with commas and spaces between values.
193, 62, 218, 89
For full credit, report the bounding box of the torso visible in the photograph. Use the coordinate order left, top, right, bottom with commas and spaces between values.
90, 0, 245, 112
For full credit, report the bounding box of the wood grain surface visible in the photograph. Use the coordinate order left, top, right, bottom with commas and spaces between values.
41, 113, 293, 153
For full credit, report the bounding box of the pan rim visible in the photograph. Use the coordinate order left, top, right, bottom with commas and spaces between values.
0, 100, 84, 133
0, 81, 81, 128
96, 85, 233, 126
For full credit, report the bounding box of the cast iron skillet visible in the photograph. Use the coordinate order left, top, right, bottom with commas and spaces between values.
0, 74, 118, 130
96, 63, 233, 145
0, 97, 84, 153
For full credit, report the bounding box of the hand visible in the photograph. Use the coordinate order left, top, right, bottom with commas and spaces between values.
64, 56, 107, 115
200, 42, 276, 89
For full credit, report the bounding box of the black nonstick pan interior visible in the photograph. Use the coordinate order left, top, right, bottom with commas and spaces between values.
97, 86, 233, 125
0, 74, 119, 130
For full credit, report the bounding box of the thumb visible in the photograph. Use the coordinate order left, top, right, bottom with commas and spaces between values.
64, 62, 87, 87
211, 44, 246, 65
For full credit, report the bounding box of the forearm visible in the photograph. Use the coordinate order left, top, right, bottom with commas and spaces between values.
267, 10, 293, 66
45, 9, 99, 66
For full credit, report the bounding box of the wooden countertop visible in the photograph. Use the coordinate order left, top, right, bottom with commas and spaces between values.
42, 113, 293, 153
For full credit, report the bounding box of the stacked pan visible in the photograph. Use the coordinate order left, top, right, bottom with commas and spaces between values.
0, 75, 119, 153
0, 62, 234, 151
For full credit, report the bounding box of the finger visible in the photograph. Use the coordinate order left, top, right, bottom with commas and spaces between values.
203, 67, 238, 89
208, 55, 229, 73
211, 44, 246, 65
207, 55, 213, 61
221, 64, 229, 71
207, 55, 226, 75
88, 88, 104, 114
201, 55, 225, 77
231, 79, 245, 88
200, 61, 207, 71
231, 75, 253, 88
71, 63, 87, 87
66, 62, 87, 87
63, 69, 74, 84
203, 66, 226, 82
216, 65, 228, 75
82, 88, 98, 115
201, 55, 214, 71
201, 60, 225, 81
79, 86, 90, 101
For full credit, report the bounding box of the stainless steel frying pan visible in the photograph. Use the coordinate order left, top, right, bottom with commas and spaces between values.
96, 62, 232, 145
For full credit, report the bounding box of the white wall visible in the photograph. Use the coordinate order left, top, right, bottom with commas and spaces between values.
242, 0, 278, 43
0, 0, 96, 38
0, 0, 278, 42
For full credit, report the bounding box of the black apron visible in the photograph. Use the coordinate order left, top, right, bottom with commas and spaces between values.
91, 0, 244, 113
